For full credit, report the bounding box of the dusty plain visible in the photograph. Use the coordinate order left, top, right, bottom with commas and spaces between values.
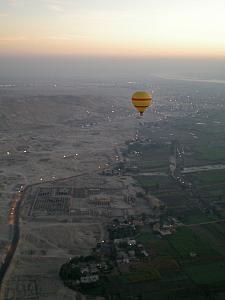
0, 81, 162, 300
1, 78, 225, 299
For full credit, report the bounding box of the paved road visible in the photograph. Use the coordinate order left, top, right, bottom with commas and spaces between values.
0, 192, 22, 287
0, 173, 87, 289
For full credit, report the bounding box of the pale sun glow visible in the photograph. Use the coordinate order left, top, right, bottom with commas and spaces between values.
0, 0, 225, 58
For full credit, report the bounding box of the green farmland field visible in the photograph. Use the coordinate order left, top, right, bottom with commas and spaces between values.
190, 170, 225, 186
179, 211, 219, 225
196, 145, 225, 163
185, 261, 225, 285
167, 227, 218, 259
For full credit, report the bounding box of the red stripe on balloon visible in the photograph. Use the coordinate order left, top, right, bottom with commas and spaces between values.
132, 98, 151, 101
134, 105, 149, 108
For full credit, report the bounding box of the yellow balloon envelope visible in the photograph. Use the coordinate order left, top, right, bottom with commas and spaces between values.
131, 91, 152, 116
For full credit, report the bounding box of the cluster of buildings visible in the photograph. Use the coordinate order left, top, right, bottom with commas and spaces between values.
108, 220, 150, 265
113, 237, 149, 265
79, 264, 99, 284
152, 216, 180, 236
61, 214, 179, 294
26, 182, 138, 219
63, 250, 112, 286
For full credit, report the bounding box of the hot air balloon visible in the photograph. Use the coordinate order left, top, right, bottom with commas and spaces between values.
131, 91, 152, 116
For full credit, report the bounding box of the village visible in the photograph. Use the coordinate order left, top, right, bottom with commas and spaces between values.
59, 214, 179, 295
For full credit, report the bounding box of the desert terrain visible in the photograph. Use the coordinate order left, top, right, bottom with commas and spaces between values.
0, 81, 159, 299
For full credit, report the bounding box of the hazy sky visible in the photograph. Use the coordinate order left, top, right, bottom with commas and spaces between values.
1, 0, 225, 58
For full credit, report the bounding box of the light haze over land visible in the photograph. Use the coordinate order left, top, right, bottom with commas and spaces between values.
1, 56, 225, 83
1, 0, 225, 82
1, 1, 225, 300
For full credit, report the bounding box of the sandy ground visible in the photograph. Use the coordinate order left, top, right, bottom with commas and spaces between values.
0, 88, 139, 218
1, 76, 223, 299
0, 84, 158, 300
19, 223, 104, 257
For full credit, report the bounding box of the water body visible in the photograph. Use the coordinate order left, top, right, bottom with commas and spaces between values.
159, 76, 225, 85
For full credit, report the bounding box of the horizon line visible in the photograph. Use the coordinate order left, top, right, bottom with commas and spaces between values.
1, 53, 225, 61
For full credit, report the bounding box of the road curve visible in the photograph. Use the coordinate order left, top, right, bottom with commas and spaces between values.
0, 173, 87, 290
0, 192, 23, 288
